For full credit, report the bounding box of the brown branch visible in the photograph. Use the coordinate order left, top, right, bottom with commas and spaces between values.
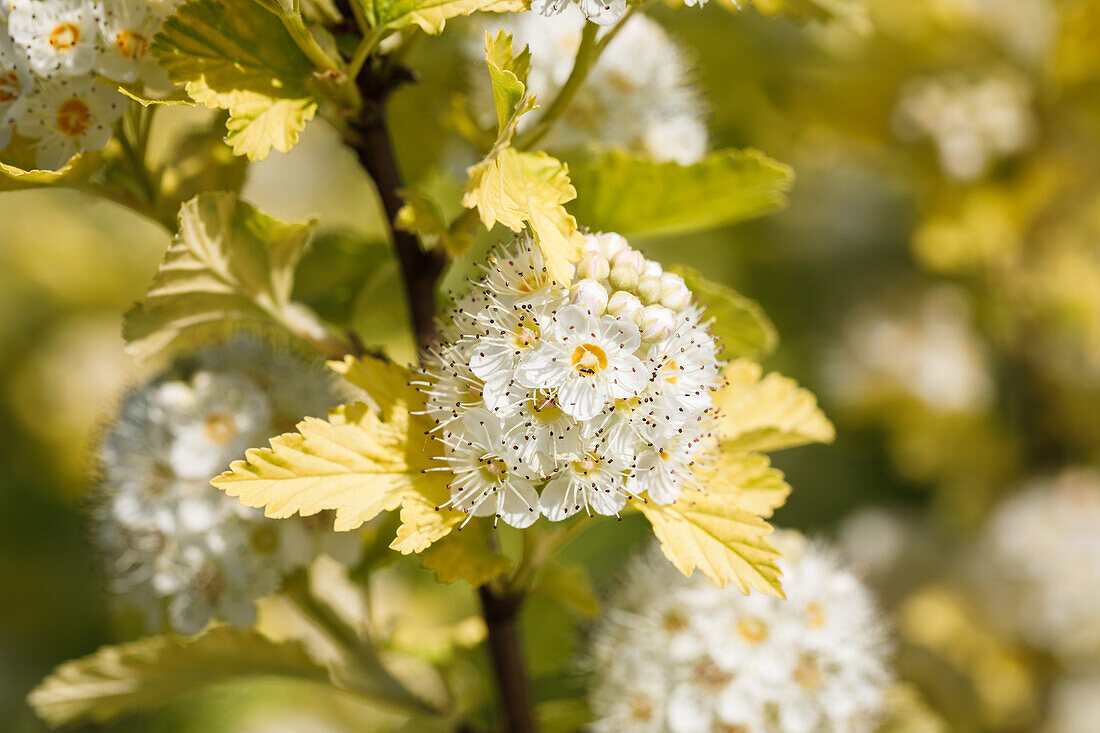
349, 68, 445, 353
478, 586, 537, 733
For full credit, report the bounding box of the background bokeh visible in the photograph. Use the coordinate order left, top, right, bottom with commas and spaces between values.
4, 0, 1100, 730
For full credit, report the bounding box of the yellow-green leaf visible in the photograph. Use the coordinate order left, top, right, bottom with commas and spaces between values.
419, 523, 512, 585
634, 451, 788, 595
391, 480, 464, 554
0, 154, 101, 192
713, 360, 836, 452
27, 627, 329, 727
152, 0, 318, 160
328, 353, 418, 419
711, 450, 791, 518
123, 192, 331, 360
356, 0, 524, 34
484, 30, 531, 130
463, 147, 584, 285
669, 265, 778, 360
564, 148, 793, 239
877, 684, 948, 733
536, 562, 601, 618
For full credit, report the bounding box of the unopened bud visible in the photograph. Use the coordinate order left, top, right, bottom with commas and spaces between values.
596, 232, 630, 260
636, 275, 662, 304
576, 251, 611, 282
640, 305, 676, 341
644, 260, 663, 278
609, 263, 639, 292
570, 279, 609, 314
611, 247, 645, 272
607, 291, 644, 325
660, 273, 692, 311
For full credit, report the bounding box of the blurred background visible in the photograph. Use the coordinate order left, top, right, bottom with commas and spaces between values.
4, 0, 1100, 730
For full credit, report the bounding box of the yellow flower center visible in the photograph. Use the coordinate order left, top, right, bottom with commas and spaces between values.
662, 359, 679, 385
249, 525, 280, 555
571, 343, 608, 377
508, 318, 541, 351
530, 393, 563, 423
629, 693, 654, 721
692, 659, 732, 691
805, 601, 827, 629
572, 454, 599, 475
48, 23, 81, 50
794, 654, 823, 690
516, 272, 548, 294
736, 615, 769, 644
0, 71, 20, 103
56, 98, 91, 137
115, 30, 149, 60
661, 609, 687, 633
480, 457, 508, 482
203, 413, 237, 445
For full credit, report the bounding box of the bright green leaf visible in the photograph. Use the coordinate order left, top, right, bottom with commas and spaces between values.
27, 627, 330, 727
669, 265, 778, 360
395, 189, 475, 256
123, 192, 339, 361
356, 0, 524, 34
484, 30, 531, 131
152, 0, 318, 160
564, 148, 793, 239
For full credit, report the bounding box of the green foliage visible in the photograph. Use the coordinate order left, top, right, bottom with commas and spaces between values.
123, 192, 341, 360
0, 155, 100, 192
564, 148, 794, 239
153, 0, 319, 160
420, 524, 514, 585
355, 0, 525, 34
27, 627, 331, 726
670, 264, 778, 360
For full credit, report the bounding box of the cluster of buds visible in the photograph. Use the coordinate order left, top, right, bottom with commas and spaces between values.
418, 232, 722, 527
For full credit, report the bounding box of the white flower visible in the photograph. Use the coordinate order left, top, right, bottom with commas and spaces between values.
531, 0, 625, 26
92, 0, 173, 84
0, 29, 33, 150
8, 0, 99, 78
977, 468, 1100, 662
1044, 675, 1100, 733
95, 336, 360, 635
589, 537, 894, 733
893, 71, 1035, 180
16, 74, 126, 169
420, 233, 722, 526
472, 10, 707, 163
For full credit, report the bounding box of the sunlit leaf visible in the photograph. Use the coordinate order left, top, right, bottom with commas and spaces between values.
536, 562, 601, 618
670, 265, 778, 359
713, 360, 836, 452
395, 190, 475, 256
0, 154, 101, 192
152, 0, 318, 160
27, 627, 329, 726
356, 0, 524, 34
419, 523, 512, 585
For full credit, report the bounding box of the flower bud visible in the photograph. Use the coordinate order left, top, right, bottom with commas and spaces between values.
595, 232, 630, 260
570, 279, 609, 314
660, 273, 692, 311
611, 247, 645, 272
609, 264, 639, 292
640, 305, 676, 341
607, 291, 643, 324
644, 260, 664, 279
636, 275, 662, 304
576, 251, 611, 282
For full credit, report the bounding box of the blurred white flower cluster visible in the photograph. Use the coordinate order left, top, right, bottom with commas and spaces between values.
893, 71, 1035, 180
1044, 675, 1100, 733
1, 0, 178, 169
95, 337, 360, 635
978, 468, 1100, 662
948, 0, 1055, 66
826, 287, 993, 412
474, 9, 707, 164
418, 233, 720, 527
589, 537, 894, 733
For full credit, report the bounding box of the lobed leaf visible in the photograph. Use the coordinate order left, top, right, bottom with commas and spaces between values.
713, 360, 836, 452
152, 0, 318, 160
27, 627, 330, 727
328, 353, 419, 419
419, 523, 512, 585
669, 265, 778, 360
634, 451, 788, 596
564, 148, 793, 239
123, 192, 321, 360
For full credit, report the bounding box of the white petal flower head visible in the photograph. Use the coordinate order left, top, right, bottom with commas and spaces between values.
0, 30, 34, 151
8, 0, 100, 78
472, 10, 708, 163
94, 337, 360, 635
16, 75, 126, 169
589, 538, 894, 733
420, 233, 722, 527
978, 468, 1100, 662
92, 0, 173, 84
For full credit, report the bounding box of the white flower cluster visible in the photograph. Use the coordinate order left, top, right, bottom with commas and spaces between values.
978, 468, 1100, 662
892, 71, 1035, 180
418, 233, 721, 527
95, 337, 360, 636
531, 0, 710, 27
825, 286, 993, 412
475, 9, 707, 165
1044, 675, 1100, 733
589, 538, 894, 733
1, 0, 178, 169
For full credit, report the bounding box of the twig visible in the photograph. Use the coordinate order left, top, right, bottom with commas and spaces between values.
478, 585, 537, 733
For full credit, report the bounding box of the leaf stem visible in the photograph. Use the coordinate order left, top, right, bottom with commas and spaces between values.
281, 1, 344, 74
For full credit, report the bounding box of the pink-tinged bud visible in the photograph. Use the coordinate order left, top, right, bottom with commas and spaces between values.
609, 263, 639, 292
607, 291, 644, 324
576, 251, 611, 282
636, 275, 662, 304
660, 273, 692, 311
570, 279, 609, 313
641, 305, 676, 341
